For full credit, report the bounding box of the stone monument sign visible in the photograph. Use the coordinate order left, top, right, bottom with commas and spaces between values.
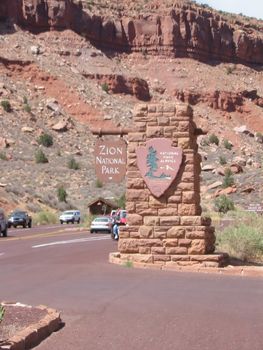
110, 102, 227, 269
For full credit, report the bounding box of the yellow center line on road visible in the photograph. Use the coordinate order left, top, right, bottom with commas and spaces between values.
1, 229, 89, 242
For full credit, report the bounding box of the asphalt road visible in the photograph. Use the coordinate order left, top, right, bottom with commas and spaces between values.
1, 225, 263, 350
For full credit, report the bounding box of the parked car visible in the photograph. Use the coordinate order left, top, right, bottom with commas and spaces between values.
90, 216, 113, 233
8, 211, 32, 228
59, 210, 81, 224
0, 208, 8, 237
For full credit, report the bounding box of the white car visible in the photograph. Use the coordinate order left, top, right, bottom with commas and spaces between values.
90, 216, 113, 234
59, 210, 81, 224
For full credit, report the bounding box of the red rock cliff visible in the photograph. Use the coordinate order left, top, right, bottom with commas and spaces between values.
2, 0, 263, 65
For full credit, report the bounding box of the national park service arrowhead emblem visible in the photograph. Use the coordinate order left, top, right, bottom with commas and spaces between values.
136, 138, 183, 198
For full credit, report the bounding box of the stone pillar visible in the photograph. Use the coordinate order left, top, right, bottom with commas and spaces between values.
110, 102, 227, 268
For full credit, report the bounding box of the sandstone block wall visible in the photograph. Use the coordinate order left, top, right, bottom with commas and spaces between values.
118, 102, 220, 266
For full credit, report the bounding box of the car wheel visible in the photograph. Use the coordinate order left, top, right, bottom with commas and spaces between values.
2, 227, 7, 237
90, 230, 93, 234
14, 225, 17, 228
28, 221, 32, 228
23, 223, 26, 228
60, 220, 63, 224
77, 219, 80, 224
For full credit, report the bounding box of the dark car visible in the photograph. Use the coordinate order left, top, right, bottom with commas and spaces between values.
8, 211, 32, 228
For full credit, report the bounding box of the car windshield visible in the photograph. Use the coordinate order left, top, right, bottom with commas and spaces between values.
11, 212, 25, 217
62, 211, 74, 215
94, 217, 109, 222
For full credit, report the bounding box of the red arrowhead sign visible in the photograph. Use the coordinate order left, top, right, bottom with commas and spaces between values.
136, 138, 183, 197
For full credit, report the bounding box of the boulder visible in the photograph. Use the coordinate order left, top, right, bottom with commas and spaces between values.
22, 126, 34, 133
214, 187, 237, 197
201, 164, 215, 171
234, 125, 254, 137
208, 181, 223, 190
52, 120, 68, 132
230, 163, 243, 174
0, 137, 9, 149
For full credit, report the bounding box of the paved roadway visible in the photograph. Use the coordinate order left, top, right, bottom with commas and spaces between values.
1, 225, 263, 350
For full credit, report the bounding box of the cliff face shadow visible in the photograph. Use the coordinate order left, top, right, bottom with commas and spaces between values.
0, 19, 16, 35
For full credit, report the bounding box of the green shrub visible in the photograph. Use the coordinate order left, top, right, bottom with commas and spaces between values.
222, 168, 235, 188
68, 157, 80, 170
255, 132, 263, 143
116, 193, 126, 209
1, 100, 11, 112
123, 260, 133, 268
0, 152, 7, 161
37, 133, 53, 147
223, 139, 233, 150
23, 103, 31, 113
101, 83, 109, 93
214, 195, 235, 213
0, 304, 5, 323
226, 65, 236, 75
219, 155, 227, 165
33, 211, 58, 225
95, 179, 103, 188
35, 149, 48, 164
57, 186, 67, 202
217, 217, 263, 262
209, 133, 219, 146
201, 137, 210, 146
81, 214, 94, 228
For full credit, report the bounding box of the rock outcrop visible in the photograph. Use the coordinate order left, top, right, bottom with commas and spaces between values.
1, 0, 263, 65
84, 73, 151, 101
174, 89, 263, 112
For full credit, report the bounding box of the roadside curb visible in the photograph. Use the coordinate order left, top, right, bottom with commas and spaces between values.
109, 253, 263, 278
0, 303, 62, 350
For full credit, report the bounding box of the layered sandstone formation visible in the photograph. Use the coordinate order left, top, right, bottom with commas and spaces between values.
1, 0, 263, 65
84, 74, 151, 101
174, 89, 263, 112
110, 103, 226, 268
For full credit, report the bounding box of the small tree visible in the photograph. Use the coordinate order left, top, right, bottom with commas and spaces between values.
146, 146, 159, 177
37, 133, 53, 147
57, 186, 67, 202
116, 193, 126, 209
222, 168, 234, 188
1, 100, 11, 112
214, 195, 235, 213
35, 149, 48, 163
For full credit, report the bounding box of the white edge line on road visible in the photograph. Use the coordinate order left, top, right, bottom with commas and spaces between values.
32, 235, 110, 248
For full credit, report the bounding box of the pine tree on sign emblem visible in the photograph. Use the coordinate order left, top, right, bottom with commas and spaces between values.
145, 146, 158, 178
145, 146, 170, 179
